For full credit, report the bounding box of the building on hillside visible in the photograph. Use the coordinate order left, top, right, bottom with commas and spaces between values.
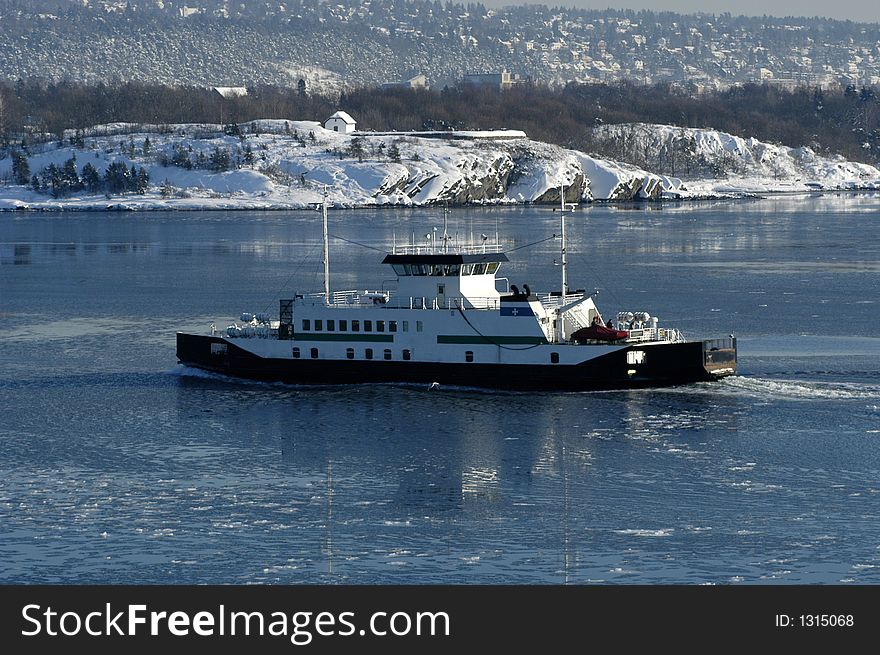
325, 111, 357, 134
461, 71, 524, 90
382, 74, 429, 90
212, 86, 248, 99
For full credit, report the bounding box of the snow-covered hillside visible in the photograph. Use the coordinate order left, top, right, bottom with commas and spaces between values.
1, 120, 878, 211
595, 123, 880, 195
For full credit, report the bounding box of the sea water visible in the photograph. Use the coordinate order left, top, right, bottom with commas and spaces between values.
1, 194, 879, 584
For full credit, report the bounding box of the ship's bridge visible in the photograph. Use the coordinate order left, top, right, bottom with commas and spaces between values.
382, 250, 508, 310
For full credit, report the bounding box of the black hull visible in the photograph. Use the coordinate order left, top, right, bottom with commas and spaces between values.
176, 333, 736, 391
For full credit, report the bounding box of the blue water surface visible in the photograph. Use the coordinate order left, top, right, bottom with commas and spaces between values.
1, 194, 879, 584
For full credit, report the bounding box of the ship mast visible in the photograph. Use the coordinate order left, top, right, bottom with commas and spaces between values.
322, 187, 330, 304
560, 185, 567, 299
558, 184, 567, 344
442, 205, 450, 254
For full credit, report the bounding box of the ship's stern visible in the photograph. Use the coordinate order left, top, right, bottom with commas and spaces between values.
702, 336, 737, 379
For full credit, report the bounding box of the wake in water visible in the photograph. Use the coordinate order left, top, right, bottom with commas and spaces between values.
718, 375, 880, 401
170, 365, 880, 402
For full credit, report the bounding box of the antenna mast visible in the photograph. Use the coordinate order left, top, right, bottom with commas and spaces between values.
322, 187, 330, 304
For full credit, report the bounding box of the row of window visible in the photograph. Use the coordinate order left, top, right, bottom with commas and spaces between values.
301, 318, 425, 333
292, 348, 562, 364
390, 262, 501, 277
293, 347, 412, 361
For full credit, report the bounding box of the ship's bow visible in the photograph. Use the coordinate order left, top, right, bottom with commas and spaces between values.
176, 332, 230, 373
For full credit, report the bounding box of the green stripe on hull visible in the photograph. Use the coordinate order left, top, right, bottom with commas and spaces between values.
294, 333, 394, 342
437, 335, 549, 345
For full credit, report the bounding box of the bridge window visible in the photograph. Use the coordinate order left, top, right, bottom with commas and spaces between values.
314, 319, 323, 331
465, 350, 474, 362
472, 263, 488, 275
377, 320, 385, 332
389, 321, 398, 333
346, 348, 354, 359
310, 348, 319, 359
326, 319, 335, 331
627, 350, 646, 365
391, 264, 407, 276
365, 348, 373, 360
352, 320, 360, 332
416, 321, 423, 332
444, 264, 460, 276
384, 349, 392, 360
301, 319, 310, 331
412, 264, 428, 276
402, 349, 411, 360
402, 321, 409, 332
339, 320, 347, 331
486, 262, 500, 274
364, 320, 373, 332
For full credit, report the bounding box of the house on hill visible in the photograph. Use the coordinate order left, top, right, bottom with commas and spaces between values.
462, 71, 523, 90
212, 86, 248, 99
325, 111, 357, 134
382, 74, 429, 90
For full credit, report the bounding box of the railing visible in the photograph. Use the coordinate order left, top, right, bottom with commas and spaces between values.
537, 292, 580, 310
391, 243, 506, 255
623, 327, 685, 343
295, 291, 501, 310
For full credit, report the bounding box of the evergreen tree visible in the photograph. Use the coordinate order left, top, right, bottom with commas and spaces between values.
388, 142, 402, 162
135, 167, 150, 194
104, 161, 130, 194
210, 147, 231, 171
45, 163, 61, 198
69, 129, 85, 148
81, 163, 102, 193
60, 157, 82, 194
172, 144, 192, 169
11, 150, 30, 185
348, 137, 365, 161
143, 137, 152, 156
298, 78, 307, 96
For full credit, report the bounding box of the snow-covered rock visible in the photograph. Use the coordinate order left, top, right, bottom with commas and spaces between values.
1, 119, 877, 211
595, 123, 880, 195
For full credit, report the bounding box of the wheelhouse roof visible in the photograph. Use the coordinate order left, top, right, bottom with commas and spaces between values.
382, 253, 509, 265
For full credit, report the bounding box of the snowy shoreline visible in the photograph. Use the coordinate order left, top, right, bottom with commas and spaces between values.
2, 119, 878, 212
3, 189, 871, 213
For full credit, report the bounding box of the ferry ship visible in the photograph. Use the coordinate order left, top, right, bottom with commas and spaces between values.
176, 197, 736, 390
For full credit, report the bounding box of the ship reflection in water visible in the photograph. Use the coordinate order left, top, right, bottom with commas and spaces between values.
261, 380, 741, 583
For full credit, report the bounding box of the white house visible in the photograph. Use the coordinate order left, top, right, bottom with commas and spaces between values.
381, 74, 428, 90
324, 111, 357, 134
212, 86, 248, 99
